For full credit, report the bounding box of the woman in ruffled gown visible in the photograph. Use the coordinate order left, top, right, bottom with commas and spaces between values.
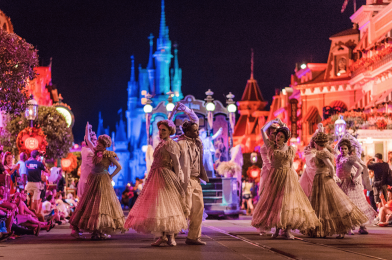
336, 138, 377, 235
70, 124, 125, 240
300, 124, 337, 198
125, 120, 187, 247
304, 132, 368, 238
251, 119, 320, 240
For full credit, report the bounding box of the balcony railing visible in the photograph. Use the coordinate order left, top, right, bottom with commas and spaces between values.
352, 51, 392, 78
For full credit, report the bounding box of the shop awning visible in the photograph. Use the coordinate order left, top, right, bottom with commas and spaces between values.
303, 107, 321, 122
351, 91, 371, 110
367, 89, 392, 108
329, 100, 348, 110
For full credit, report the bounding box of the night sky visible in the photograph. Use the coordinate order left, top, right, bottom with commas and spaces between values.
1, 0, 365, 142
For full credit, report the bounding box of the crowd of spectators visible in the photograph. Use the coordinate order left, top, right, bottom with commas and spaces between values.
0, 148, 77, 242
121, 177, 144, 210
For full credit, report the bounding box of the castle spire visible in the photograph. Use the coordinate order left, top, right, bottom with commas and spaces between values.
130, 55, 135, 82
250, 48, 254, 80
159, 0, 167, 38
171, 43, 182, 101
173, 43, 179, 72
147, 34, 154, 70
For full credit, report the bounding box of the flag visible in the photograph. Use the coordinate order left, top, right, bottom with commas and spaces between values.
341, 0, 349, 13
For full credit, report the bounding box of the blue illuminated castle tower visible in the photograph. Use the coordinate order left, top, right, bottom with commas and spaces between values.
104, 0, 183, 190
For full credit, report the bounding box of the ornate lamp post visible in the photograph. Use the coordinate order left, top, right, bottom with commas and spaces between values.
166, 91, 175, 118
226, 92, 237, 148
334, 115, 346, 140
25, 95, 38, 128
143, 93, 153, 145
205, 89, 215, 135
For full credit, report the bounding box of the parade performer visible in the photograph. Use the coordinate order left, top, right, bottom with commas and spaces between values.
78, 123, 97, 198
70, 124, 125, 240
125, 119, 187, 247
336, 135, 376, 235
257, 122, 279, 235
304, 132, 368, 238
199, 127, 222, 178
299, 124, 337, 198
251, 118, 320, 240
177, 103, 209, 245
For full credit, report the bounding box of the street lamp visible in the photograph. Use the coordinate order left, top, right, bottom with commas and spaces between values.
226, 92, 237, 148
205, 89, 215, 134
250, 152, 257, 164
25, 95, 38, 127
334, 115, 346, 140
166, 91, 175, 117
143, 93, 153, 145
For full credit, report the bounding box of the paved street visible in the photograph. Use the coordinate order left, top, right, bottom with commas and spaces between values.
1, 216, 391, 260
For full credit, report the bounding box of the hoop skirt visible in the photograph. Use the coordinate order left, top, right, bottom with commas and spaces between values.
337, 155, 377, 224
251, 145, 320, 232
69, 151, 125, 234
124, 139, 188, 236
304, 151, 368, 237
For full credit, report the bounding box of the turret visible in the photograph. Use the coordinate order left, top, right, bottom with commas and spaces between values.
171, 43, 183, 101
147, 34, 156, 95
127, 56, 138, 111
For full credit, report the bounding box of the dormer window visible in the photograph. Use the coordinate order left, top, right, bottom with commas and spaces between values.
337, 58, 347, 76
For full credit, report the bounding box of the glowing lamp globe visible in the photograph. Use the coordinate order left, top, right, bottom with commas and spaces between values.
61, 159, 72, 168
250, 152, 258, 164
206, 102, 215, 112
166, 102, 175, 112
24, 137, 39, 150
25, 97, 38, 121
227, 103, 237, 113
300, 63, 307, 70
251, 170, 259, 179
143, 104, 153, 114
334, 115, 346, 138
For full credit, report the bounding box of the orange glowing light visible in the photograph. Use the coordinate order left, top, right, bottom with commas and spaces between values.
250, 170, 259, 179
61, 159, 72, 168
25, 137, 39, 150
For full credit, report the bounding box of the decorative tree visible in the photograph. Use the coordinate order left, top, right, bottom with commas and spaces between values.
1, 106, 73, 160
0, 30, 38, 115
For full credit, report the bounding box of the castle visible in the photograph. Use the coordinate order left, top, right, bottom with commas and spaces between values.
97, 0, 183, 189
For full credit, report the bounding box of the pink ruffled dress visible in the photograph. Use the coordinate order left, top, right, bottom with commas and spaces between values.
125, 139, 187, 236
251, 143, 320, 232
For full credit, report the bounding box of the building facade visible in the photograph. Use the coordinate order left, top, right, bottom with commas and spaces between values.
274, 0, 392, 159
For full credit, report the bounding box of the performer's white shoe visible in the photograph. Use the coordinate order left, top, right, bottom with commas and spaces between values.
167, 235, 177, 246
283, 230, 294, 240
151, 236, 168, 246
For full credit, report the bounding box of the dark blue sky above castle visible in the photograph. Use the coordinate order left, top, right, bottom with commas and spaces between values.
1, 0, 364, 142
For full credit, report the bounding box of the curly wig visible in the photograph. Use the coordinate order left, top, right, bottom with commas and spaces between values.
275, 127, 291, 143
157, 120, 176, 135
97, 134, 112, 148
182, 120, 198, 134
337, 138, 352, 151
313, 132, 329, 147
